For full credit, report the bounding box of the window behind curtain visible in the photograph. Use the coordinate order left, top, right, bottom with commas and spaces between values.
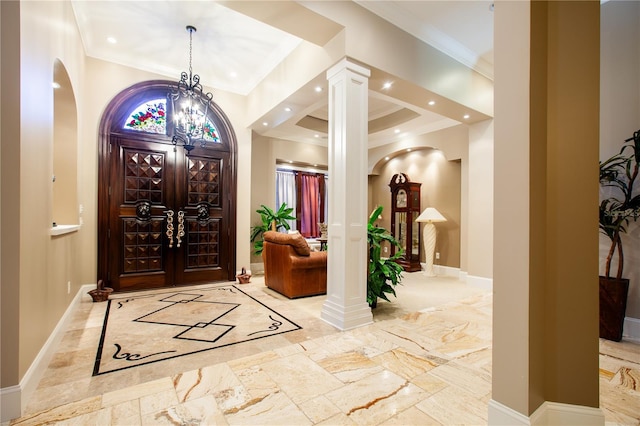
275, 170, 296, 231
275, 168, 327, 238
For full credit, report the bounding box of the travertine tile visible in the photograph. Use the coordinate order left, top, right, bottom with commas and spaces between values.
224, 391, 311, 425
298, 395, 342, 423
173, 363, 242, 403
371, 347, 440, 380
12, 396, 102, 426
13, 275, 640, 426
416, 385, 488, 425
380, 406, 443, 425
262, 353, 344, 404
101, 377, 174, 407
316, 350, 383, 383
141, 395, 226, 426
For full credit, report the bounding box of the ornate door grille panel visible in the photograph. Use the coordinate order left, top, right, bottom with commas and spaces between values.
188, 157, 220, 206
124, 149, 164, 204
186, 219, 220, 268
122, 218, 164, 273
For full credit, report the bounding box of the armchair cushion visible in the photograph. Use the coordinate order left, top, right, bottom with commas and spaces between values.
262, 231, 327, 299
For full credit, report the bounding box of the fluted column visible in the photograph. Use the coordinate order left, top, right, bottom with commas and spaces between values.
321, 58, 373, 330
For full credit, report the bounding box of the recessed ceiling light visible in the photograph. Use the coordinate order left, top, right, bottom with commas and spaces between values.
262, 122, 268, 126
406, 148, 411, 152
52, 82, 61, 89
284, 107, 292, 112
229, 71, 238, 78
428, 100, 436, 106
314, 134, 319, 138
383, 82, 392, 90
463, 114, 470, 119
107, 36, 117, 44
394, 129, 400, 134
315, 86, 323, 93
289, 160, 293, 164
313, 164, 318, 167
385, 156, 390, 161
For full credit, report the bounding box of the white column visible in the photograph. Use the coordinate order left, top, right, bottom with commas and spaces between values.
321, 58, 373, 330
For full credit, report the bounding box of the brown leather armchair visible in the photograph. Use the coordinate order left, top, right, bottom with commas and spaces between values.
262, 231, 327, 298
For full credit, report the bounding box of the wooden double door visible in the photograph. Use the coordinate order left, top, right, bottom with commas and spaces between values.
102, 136, 232, 292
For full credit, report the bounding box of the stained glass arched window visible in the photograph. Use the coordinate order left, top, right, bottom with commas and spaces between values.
124, 99, 166, 134
123, 98, 220, 143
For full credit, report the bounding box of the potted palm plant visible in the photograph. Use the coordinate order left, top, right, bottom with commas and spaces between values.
599, 129, 640, 341
250, 203, 296, 255
367, 205, 404, 308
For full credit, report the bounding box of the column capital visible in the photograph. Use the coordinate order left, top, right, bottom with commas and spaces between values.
326, 57, 371, 81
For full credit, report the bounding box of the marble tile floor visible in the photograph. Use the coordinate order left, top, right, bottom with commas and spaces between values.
8, 273, 640, 425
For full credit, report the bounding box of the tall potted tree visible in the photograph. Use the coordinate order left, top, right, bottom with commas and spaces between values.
599, 129, 640, 341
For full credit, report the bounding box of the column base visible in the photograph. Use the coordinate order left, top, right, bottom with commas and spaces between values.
321, 298, 373, 331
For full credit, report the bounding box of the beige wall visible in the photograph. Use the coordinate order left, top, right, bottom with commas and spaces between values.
467, 120, 494, 279
1, 0, 22, 390
17, 0, 86, 382
600, 0, 640, 320
370, 149, 461, 268
493, 0, 600, 417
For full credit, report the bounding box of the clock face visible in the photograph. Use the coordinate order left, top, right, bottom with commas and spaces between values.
396, 189, 407, 208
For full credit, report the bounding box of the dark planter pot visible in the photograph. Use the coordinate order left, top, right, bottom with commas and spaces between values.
599, 276, 629, 342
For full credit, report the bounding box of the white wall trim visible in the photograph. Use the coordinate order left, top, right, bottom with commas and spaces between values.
467, 274, 493, 290
623, 316, 640, 342
488, 399, 530, 425
530, 401, 604, 425
433, 264, 461, 278
0, 385, 22, 423
488, 400, 605, 426
0, 284, 95, 423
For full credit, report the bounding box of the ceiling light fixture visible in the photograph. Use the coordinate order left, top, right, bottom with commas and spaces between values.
315, 86, 323, 93
385, 156, 390, 161
394, 129, 401, 134
428, 100, 436, 106
284, 107, 292, 112
463, 114, 470, 119
168, 25, 214, 152
383, 82, 392, 89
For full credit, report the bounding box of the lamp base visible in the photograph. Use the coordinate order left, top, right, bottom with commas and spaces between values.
422, 222, 437, 277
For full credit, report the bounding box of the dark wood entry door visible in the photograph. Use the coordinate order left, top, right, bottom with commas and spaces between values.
106, 136, 230, 292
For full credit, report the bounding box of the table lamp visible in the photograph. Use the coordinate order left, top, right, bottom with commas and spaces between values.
415, 207, 447, 277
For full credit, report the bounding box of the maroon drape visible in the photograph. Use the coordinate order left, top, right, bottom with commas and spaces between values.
297, 173, 322, 237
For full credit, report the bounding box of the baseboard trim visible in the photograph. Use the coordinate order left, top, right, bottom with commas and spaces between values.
488, 400, 605, 426
623, 316, 640, 342
488, 399, 530, 425
433, 264, 461, 278
467, 274, 493, 291
0, 385, 21, 423
0, 283, 95, 423
530, 401, 604, 425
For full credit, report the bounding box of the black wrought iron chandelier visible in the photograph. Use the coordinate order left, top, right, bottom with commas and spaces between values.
168, 25, 214, 152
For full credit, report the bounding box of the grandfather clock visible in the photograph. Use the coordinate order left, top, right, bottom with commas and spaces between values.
389, 173, 421, 272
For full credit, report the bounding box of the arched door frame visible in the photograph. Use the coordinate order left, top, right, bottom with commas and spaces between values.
97, 80, 237, 288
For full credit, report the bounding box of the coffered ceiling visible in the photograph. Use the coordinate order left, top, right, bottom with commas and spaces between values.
71, 1, 494, 148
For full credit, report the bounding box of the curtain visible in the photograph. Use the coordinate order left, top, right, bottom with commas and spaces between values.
299, 173, 321, 237
324, 174, 329, 224
275, 170, 296, 231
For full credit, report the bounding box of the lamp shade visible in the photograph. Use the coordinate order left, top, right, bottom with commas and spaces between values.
415, 207, 446, 223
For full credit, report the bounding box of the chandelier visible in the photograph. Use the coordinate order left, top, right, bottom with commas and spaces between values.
168, 25, 214, 152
